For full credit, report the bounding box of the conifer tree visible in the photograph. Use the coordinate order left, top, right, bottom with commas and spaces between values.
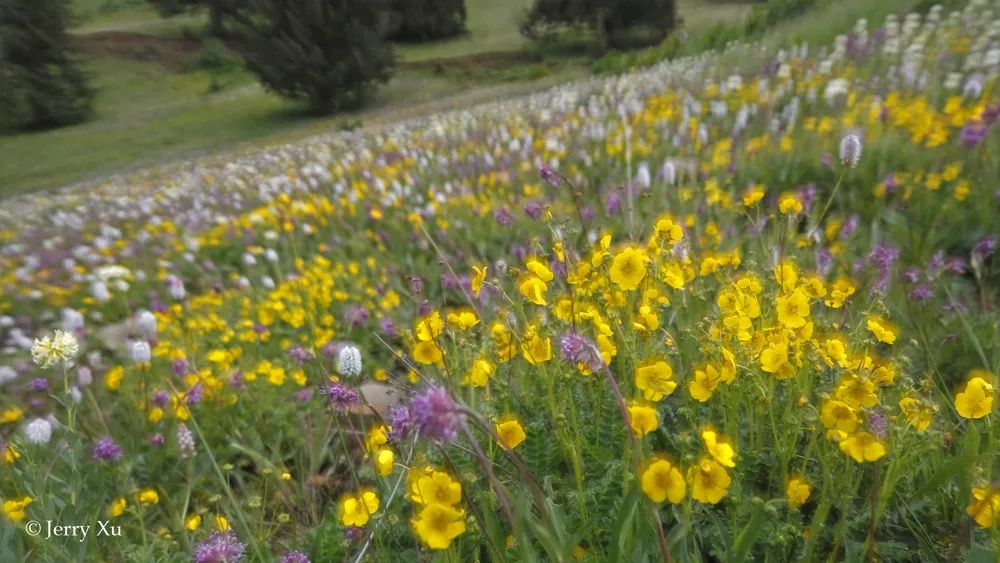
0, 0, 93, 131
231, 0, 395, 114
387, 0, 466, 42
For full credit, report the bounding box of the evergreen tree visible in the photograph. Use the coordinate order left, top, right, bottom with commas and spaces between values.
0, 0, 93, 132
231, 0, 395, 114
387, 0, 466, 42
521, 0, 677, 48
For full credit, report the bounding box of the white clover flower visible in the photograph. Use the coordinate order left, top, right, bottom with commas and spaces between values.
0, 366, 17, 385
61, 308, 85, 333
839, 133, 863, 169
24, 418, 52, 445
136, 310, 157, 337
31, 330, 79, 369
337, 344, 362, 379
91, 280, 111, 302
131, 341, 152, 364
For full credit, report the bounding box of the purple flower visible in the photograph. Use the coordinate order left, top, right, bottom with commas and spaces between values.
379, 317, 398, 339
409, 276, 424, 295
815, 247, 834, 277
344, 306, 369, 328
901, 268, 920, 284
539, 165, 560, 187
580, 205, 596, 221
172, 359, 189, 377
148, 433, 165, 447
344, 525, 366, 541
972, 235, 997, 261
296, 389, 313, 402
320, 383, 360, 412
867, 411, 888, 440
28, 378, 49, 392
605, 191, 621, 215
960, 120, 989, 148
193, 531, 245, 563
523, 200, 545, 220
280, 551, 310, 563
946, 257, 967, 275
388, 404, 414, 443
868, 242, 899, 296
840, 215, 859, 239
409, 386, 464, 443
92, 437, 122, 461
186, 384, 204, 406
798, 184, 818, 212
153, 390, 169, 407
288, 346, 313, 365
559, 333, 604, 372
493, 206, 513, 227
910, 286, 933, 301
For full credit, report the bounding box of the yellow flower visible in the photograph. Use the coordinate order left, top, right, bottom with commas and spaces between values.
760, 341, 793, 379
446, 309, 479, 329
820, 400, 860, 433
105, 365, 125, 390
742, 184, 765, 206
609, 246, 647, 291
898, 397, 933, 431
412, 503, 466, 549
775, 289, 810, 328
471, 265, 487, 298
525, 258, 554, 282
635, 361, 676, 401
415, 311, 443, 342
778, 192, 803, 214
627, 402, 659, 437
688, 458, 731, 504
495, 418, 526, 449
0, 407, 23, 424
521, 333, 551, 366
214, 515, 230, 531
654, 217, 684, 245
463, 358, 494, 387
519, 276, 548, 306
109, 497, 127, 518
786, 476, 811, 510
375, 448, 394, 476
834, 374, 878, 409
701, 429, 736, 468
955, 377, 994, 419
866, 316, 897, 345
339, 489, 380, 527
412, 340, 444, 366
839, 432, 886, 463
640, 457, 686, 503
689, 364, 723, 402
967, 486, 1000, 528
410, 470, 462, 506
2, 443, 19, 464
138, 489, 160, 505
366, 424, 389, 454
2, 496, 32, 522
185, 514, 202, 531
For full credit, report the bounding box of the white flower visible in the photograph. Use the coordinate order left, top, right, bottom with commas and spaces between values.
0, 366, 17, 385
337, 344, 362, 379
31, 330, 79, 369
131, 341, 152, 364
24, 418, 52, 445
91, 280, 111, 302
136, 310, 157, 337
839, 133, 862, 168
61, 308, 85, 333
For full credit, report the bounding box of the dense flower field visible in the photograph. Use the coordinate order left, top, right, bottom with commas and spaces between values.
2, 1, 1000, 561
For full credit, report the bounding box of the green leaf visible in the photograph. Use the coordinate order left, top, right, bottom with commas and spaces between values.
729, 500, 766, 563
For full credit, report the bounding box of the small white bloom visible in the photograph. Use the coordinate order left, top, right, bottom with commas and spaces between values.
31, 330, 79, 369
839, 133, 863, 168
337, 344, 362, 379
136, 310, 157, 337
131, 341, 152, 364
0, 366, 17, 385
24, 418, 53, 445
91, 280, 111, 302
61, 308, 85, 333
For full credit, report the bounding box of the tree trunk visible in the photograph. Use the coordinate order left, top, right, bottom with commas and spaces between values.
209, 2, 225, 37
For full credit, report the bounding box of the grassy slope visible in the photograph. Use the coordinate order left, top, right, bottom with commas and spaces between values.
0, 0, 852, 197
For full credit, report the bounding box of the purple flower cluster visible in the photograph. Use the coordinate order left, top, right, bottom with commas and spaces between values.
192, 531, 245, 563
867, 411, 888, 440
320, 382, 360, 412
287, 345, 313, 365
280, 551, 310, 563
867, 242, 899, 296
409, 386, 464, 442
539, 164, 560, 187
388, 404, 414, 443
92, 437, 122, 461
559, 333, 604, 373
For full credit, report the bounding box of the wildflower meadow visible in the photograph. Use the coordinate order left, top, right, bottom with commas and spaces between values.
2, 1, 1000, 561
